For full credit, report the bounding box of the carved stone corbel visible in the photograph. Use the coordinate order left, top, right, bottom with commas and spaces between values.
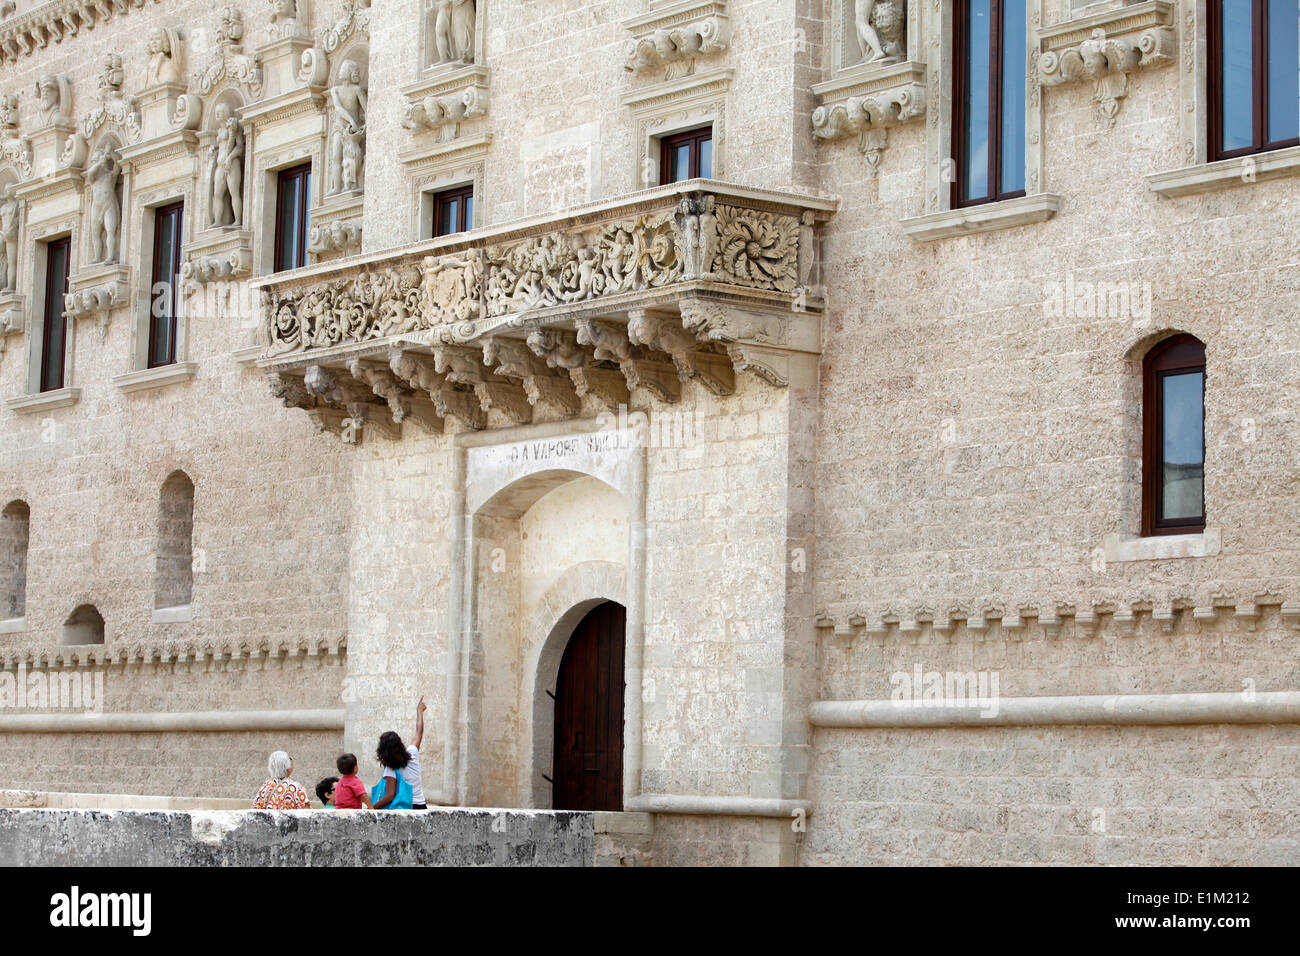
1038, 9, 1176, 127
308, 218, 362, 256
628, 307, 734, 396
483, 336, 581, 416
623, 1, 730, 80
303, 363, 374, 406
390, 346, 484, 430
268, 371, 313, 409
576, 317, 680, 403
436, 341, 531, 422
344, 399, 401, 441
810, 72, 925, 175
402, 85, 487, 139
528, 327, 630, 409
348, 356, 444, 435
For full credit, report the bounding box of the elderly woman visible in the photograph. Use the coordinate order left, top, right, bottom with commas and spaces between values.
252, 750, 312, 809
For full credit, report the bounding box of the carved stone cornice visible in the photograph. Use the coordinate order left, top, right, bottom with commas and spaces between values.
0, 0, 162, 65
811, 59, 926, 174
253, 182, 836, 439
400, 64, 489, 141
623, 0, 729, 80
64, 263, 129, 336
1037, 0, 1176, 127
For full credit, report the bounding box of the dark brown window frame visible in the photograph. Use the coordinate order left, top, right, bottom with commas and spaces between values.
148, 201, 184, 369
1142, 334, 1207, 537
952, 0, 1027, 208
39, 236, 71, 393
658, 126, 713, 185
1207, 0, 1300, 161
274, 163, 311, 273
431, 183, 474, 238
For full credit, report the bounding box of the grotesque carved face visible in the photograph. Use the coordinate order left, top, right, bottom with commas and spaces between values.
342, 60, 361, 85
38, 76, 58, 109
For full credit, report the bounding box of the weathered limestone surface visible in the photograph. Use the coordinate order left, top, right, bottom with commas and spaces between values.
0, 807, 594, 867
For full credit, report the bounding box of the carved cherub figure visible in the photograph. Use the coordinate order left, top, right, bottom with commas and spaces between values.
210, 103, 245, 227
85, 143, 121, 264
855, 0, 905, 64
328, 60, 367, 194
145, 28, 182, 86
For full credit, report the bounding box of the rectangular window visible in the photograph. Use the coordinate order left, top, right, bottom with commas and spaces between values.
432, 184, 474, 238
1209, 0, 1299, 160
953, 0, 1026, 207
274, 163, 311, 272
659, 126, 713, 185
149, 202, 184, 369
39, 237, 71, 393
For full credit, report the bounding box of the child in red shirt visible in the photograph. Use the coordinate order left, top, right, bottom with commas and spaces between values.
332, 753, 372, 809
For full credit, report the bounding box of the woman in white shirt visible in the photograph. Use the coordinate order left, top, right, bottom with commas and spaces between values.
373, 696, 427, 810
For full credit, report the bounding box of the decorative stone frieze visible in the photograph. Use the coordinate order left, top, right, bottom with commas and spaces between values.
811, 60, 925, 174
1037, 0, 1176, 127
62, 53, 143, 168
623, 0, 729, 80
0, 633, 347, 672
0, 0, 164, 65
253, 182, 835, 438
180, 245, 252, 290
817, 590, 1300, 645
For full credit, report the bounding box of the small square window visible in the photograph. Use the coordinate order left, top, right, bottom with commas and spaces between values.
431, 184, 474, 238
659, 126, 713, 185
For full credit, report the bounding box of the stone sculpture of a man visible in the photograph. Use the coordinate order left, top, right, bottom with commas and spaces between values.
210, 104, 245, 227
855, 0, 905, 64
0, 184, 18, 292
85, 143, 121, 264
328, 60, 366, 194
433, 0, 475, 63
36, 74, 71, 127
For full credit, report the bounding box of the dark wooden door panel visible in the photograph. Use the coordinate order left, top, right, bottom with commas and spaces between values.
553, 601, 625, 811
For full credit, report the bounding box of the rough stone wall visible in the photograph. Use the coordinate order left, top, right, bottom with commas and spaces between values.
0, 807, 594, 866
0, 499, 28, 618
805, 0, 1300, 865
0, 2, 356, 797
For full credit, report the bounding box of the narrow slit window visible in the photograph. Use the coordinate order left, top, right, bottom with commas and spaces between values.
40, 237, 71, 393
1143, 335, 1207, 536
149, 202, 184, 368
274, 163, 312, 272
953, 0, 1027, 207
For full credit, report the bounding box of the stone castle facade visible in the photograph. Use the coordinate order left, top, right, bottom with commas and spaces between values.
0, 0, 1296, 865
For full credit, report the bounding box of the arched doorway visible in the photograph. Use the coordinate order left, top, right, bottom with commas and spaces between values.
552, 600, 626, 811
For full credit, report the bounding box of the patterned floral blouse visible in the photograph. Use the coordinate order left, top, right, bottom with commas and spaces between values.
253, 777, 311, 809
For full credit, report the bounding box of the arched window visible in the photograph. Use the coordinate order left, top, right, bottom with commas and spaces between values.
155, 471, 194, 610
62, 604, 104, 645
1143, 335, 1206, 536
0, 500, 29, 620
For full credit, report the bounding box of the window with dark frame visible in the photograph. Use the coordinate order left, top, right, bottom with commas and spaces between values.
39, 236, 71, 393
953, 0, 1027, 207
149, 202, 184, 369
659, 126, 714, 185
1143, 335, 1207, 537
274, 163, 311, 273
1208, 0, 1299, 161
432, 184, 474, 238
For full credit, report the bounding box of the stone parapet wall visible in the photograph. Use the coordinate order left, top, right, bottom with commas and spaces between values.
0, 807, 595, 866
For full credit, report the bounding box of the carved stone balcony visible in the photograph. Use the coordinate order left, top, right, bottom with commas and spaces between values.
252, 181, 836, 443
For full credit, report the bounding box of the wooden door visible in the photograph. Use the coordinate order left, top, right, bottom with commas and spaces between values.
552, 601, 626, 811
